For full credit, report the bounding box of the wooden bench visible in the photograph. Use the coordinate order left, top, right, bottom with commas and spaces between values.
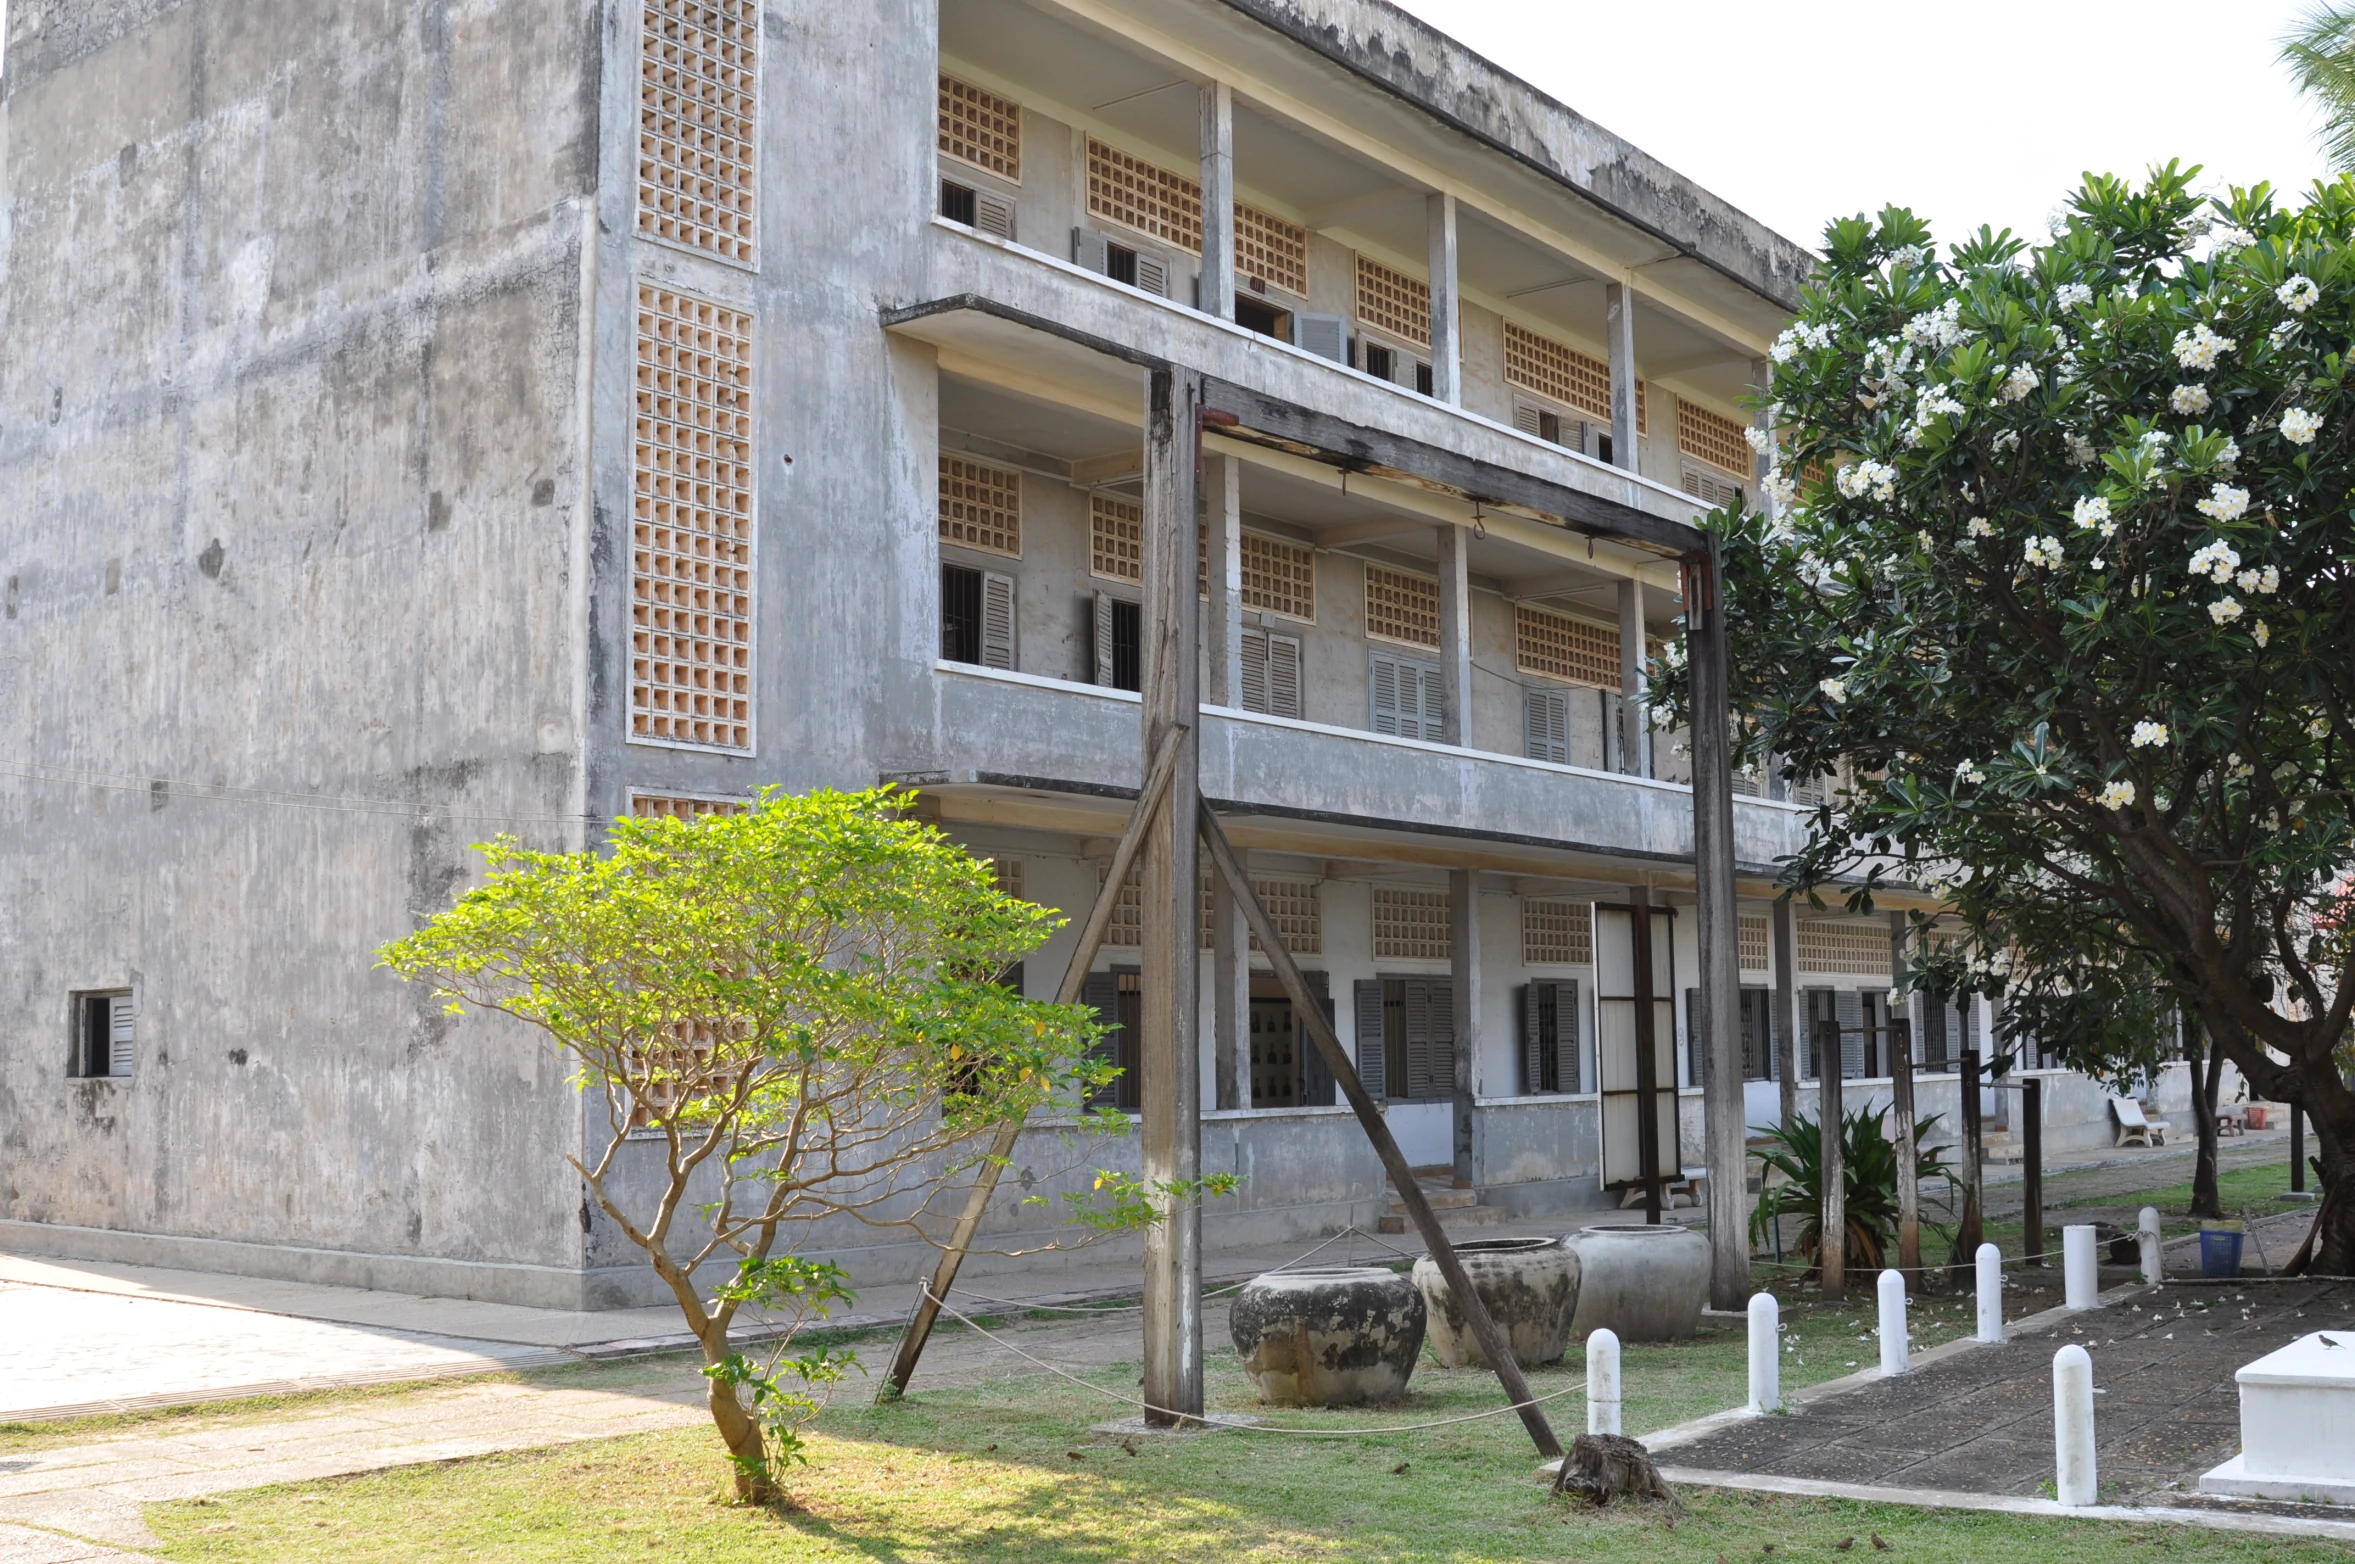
2111, 1096, 2172, 1147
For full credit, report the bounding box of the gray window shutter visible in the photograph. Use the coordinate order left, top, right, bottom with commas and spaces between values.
975, 190, 1016, 241
1266, 633, 1302, 719
1352, 979, 1386, 1105
1072, 228, 1109, 275
1685, 986, 1701, 1089
1403, 978, 1453, 1100
108, 994, 136, 1078
1134, 254, 1170, 297
1369, 651, 1402, 735
1240, 625, 1269, 713
980, 571, 1016, 670
1512, 400, 1542, 438
1836, 989, 1866, 1079
1295, 313, 1347, 364
1960, 994, 1980, 1056
1558, 978, 1581, 1094
1525, 686, 1568, 764
1418, 664, 1447, 742
1300, 969, 1335, 1106
1091, 590, 1116, 686
1519, 983, 1540, 1095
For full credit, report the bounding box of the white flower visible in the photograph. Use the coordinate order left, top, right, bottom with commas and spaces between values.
1765, 471, 1799, 512
2258, 565, 2279, 595
1819, 677, 1848, 704
2197, 485, 2249, 523
2073, 495, 2113, 534
1955, 758, 1987, 784
2254, 620, 2271, 648
2065, 431, 2097, 466
2209, 225, 2256, 256
1745, 423, 1775, 455
2000, 363, 2041, 403
2281, 407, 2322, 445
2171, 384, 2211, 415
2173, 323, 2235, 371
2309, 716, 2330, 738
1968, 516, 1997, 538
2210, 596, 2245, 624
2099, 779, 2138, 811
1836, 459, 1899, 503
2216, 437, 2241, 474
2189, 540, 2241, 582
1917, 529, 1935, 551
2055, 282, 2093, 310
2271, 319, 2303, 348
1994, 429, 2022, 454
1769, 321, 1833, 363
2130, 720, 2170, 749
2025, 535, 2065, 569
2278, 275, 2321, 314
2236, 568, 2260, 592
1902, 298, 1963, 349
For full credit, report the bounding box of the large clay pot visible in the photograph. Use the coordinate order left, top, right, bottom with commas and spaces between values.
1229, 1266, 1426, 1406
1565, 1224, 1709, 1343
1410, 1236, 1580, 1369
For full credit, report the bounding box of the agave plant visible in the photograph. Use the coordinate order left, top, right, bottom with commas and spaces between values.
1749, 1108, 1956, 1279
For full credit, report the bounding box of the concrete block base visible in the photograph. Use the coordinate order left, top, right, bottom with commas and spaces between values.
2198, 1454, 2355, 1504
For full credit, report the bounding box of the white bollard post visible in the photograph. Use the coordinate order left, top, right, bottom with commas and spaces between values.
1748, 1292, 1781, 1413
2063, 1224, 2100, 1309
1976, 1242, 2005, 1342
1587, 1327, 1621, 1436
1877, 1268, 1908, 1377
2137, 1206, 2162, 1288
2053, 1344, 2097, 1505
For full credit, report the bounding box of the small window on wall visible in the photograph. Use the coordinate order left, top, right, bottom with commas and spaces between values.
73, 991, 135, 1080
942, 563, 1015, 669
1089, 591, 1142, 691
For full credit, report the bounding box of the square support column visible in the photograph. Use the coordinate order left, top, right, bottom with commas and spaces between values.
1772, 895, 1799, 1130
1140, 366, 1203, 1425
1436, 524, 1472, 746
1204, 451, 1243, 708
1426, 192, 1461, 405
1211, 871, 1247, 1112
1617, 578, 1650, 779
1606, 280, 1639, 470
1197, 83, 1235, 322
1687, 544, 1747, 1309
1450, 867, 1480, 1188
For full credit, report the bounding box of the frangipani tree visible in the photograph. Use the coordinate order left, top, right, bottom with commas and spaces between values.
1671, 165, 2355, 1270
380, 787, 1116, 1501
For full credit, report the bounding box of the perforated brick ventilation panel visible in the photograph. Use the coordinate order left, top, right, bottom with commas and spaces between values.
629, 793, 747, 819
1240, 533, 1314, 619
1236, 204, 1308, 297
940, 456, 1022, 556
1797, 919, 1891, 976
1373, 886, 1451, 961
637, 0, 758, 264
1200, 875, 1321, 953
939, 73, 1020, 179
632, 284, 754, 752
1355, 254, 1430, 349
1514, 603, 1618, 688
1678, 399, 1752, 477
1087, 136, 1201, 251
1090, 493, 1141, 581
1523, 899, 1592, 966
1502, 320, 1647, 436
1364, 565, 1439, 649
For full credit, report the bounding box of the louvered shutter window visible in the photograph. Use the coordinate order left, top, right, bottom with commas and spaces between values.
979, 572, 1016, 670
108, 995, 136, 1078
1239, 625, 1269, 713
1299, 970, 1336, 1106
1524, 686, 1569, 764
1265, 633, 1303, 719
1521, 980, 1577, 1095
1521, 983, 1542, 1094
1418, 664, 1447, 742
1092, 590, 1117, 687
1836, 990, 1866, 1079
1403, 978, 1454, 1101
1352, 979, 1387, 1105
1513, 400, 1543, 438
1370, 651, 1402, 735
1134, 254, 1170, 298
1082, 970, 1122, 1108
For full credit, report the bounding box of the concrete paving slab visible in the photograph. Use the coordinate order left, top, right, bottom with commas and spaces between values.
0, 1522, 154, 1563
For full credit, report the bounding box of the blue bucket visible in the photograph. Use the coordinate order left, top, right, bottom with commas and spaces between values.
2199, 1229, 2244, 1278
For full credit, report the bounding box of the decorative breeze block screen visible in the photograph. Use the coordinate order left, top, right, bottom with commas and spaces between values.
939, 456, 1021, 556
988, 856, 1024, 899
632, 284, 754, 751
1355, 254, 1431, 347
637, 0, 759, 264
1241, 533, 1315, 619
1523, 899, 1593, 965
1797, 918, 1891, 976
1678, 399, 1752, 477
1739, 914, 1770, 973
938, 74, 1020, 179
1237, 204, 1309, 296
1502, 320, 1646, 433
629, 793, 746, 819
1364, 565, 1440, 648
1090, 494, 1142, 581
1087, 137, 1202, 252
1100, 862, 1143, 948
1514, 603, 1618, 688
1200, 876, 1322, 954
1373, 886, 1452, 960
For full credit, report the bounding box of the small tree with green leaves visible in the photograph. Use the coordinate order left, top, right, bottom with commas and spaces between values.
379, 787, 1117, 1503
1659, 165, 2355, 1272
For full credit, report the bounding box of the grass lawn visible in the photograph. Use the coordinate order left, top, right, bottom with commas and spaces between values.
137, 1290, 2347, 1562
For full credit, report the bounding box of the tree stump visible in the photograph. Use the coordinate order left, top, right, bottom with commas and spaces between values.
1551, 1433, 1679, 1507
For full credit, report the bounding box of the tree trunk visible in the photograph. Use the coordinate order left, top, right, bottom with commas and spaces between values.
2187, 1008, 2224, 1221
2307, 1099, 2355, 1277
703, 1340, 776, 1504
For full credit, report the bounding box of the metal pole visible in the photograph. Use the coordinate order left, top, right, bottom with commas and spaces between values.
1200, 802, 1561, 1460
1687, 545, 1748, 1308
1819, 1010, 1845, 1303
1958, 1047, 1985, 1266
1630, 884, 1663, 1224
1888, 914, 1920, 1282
2023, 1075, 2045, 1266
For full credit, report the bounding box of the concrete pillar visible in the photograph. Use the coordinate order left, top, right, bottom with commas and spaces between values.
1877, 1268, 1909, 1376
2053, 1345, 2098, 1506
1587, 1328, 1622, 1435
1436, 525, 1472, 747
1976, 1242, 2005, 1341
1819, 1005, 1846, 1304
1687, 545, 1746, 1310
1449, 867, 1479, 1188
1204, 451, 1243, 708
1606, 279, 1639, 470
1425, 191, 1461, 404
2063, 1224, 2099, 1309
1747, 1291, 1781, 1414
2138, 1206, 2162, 1287
1888, 913, 1920, 1279
1211, 872, 1247, 1112
1140, 366, 1204, 1426
1616, 578, 1649, 778
1197, 83, 1234, 322
1772, 896, 1798, 1131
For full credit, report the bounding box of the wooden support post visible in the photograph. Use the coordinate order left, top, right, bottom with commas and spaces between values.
1197, 83, 1235, 322
1211, 870, 1246, 1112
1606, 279, 1639, 471
2023, 1074, 2045, 1266
1686, 547, 1746, 1308
1199, 802, 1561, 1461
1819, 1011, 1846, 1303
1449, 867, 1479, 1189
1426, 191, 1461, 405
1140, 365, 1204, 1428
1889, 913, 1921, 1282
881, 728, 1187, 1397
1617, 578, 1649, 779
1958, 1046, 1985, 1269
1772, 897, 1798, 1132
1630, 883, 1663, 1224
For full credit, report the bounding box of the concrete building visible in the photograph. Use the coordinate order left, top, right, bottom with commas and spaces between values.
0, 0, 2180, 1310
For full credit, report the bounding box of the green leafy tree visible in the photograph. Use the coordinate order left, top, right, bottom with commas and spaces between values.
379, 787, 1118, 1502
2284, 5, 2355, 173
1750, 1108, 1954, 1277
1663, 165, 2355, 1271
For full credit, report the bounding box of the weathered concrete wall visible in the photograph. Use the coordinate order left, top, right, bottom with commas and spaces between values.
0, 0, 605, 1303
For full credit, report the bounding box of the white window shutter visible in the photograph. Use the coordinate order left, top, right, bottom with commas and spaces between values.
980, 571, 1016, 670
1134, 255, 1169, 297
1239, 626, 1269, 713
108, 994, 136, 1078
1294, 313, 1347, 365
975, 191, 1016, 241
1072, 228, 1109, 275
1266, 633, 1303, 720
1369, 651, 1401, 735
1092, 589, 1116, 686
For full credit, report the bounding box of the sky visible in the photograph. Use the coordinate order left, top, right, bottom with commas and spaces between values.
1393, 0, 2340, 257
